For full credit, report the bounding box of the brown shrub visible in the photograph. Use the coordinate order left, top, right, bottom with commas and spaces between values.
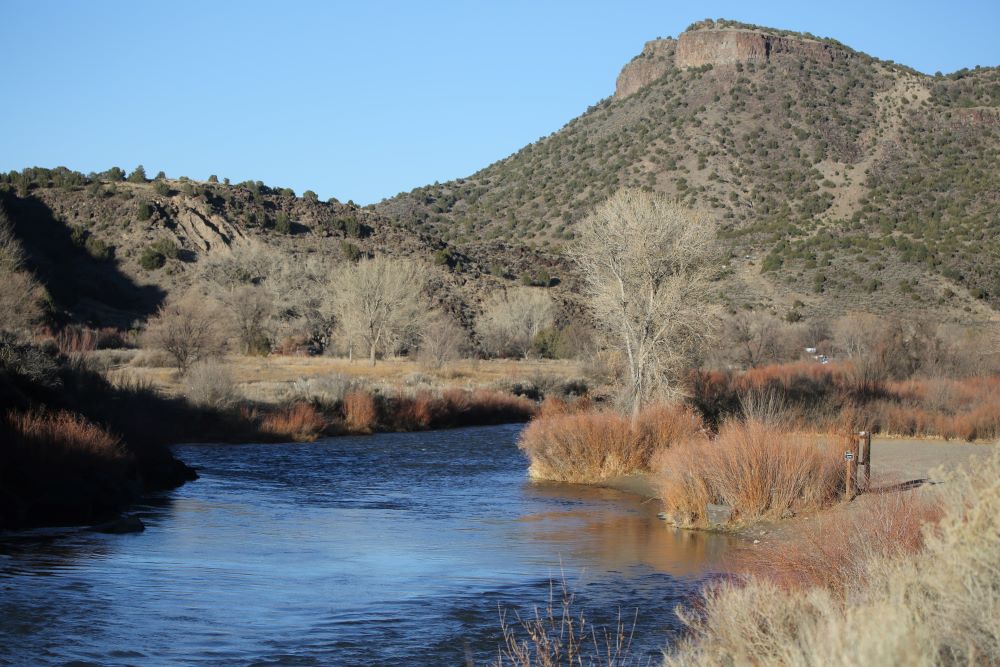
388, 388, 536, 431
260, 402, 326, 442
6, 409, 126, 460
391, 390, 437, 430
518, 403, 703, 483
736, 490, 942, 592
343, 391, 377, 433
655, 420, 846, 527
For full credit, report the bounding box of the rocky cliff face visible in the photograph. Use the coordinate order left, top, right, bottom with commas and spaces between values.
614, 38, 675, 99
615, 28, 856, 99
675, 28, 854, 69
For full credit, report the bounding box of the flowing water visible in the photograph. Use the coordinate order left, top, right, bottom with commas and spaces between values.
0, 424, 734, 666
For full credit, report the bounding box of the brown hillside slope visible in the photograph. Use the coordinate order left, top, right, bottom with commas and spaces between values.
377, 19, 1000, 323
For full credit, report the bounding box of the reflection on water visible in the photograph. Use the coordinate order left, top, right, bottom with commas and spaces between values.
0, 424, 733, 666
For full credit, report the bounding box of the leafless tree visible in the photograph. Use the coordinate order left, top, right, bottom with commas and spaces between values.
476, 288, 555, 359
729, 311, 780, 368
201, 246, 337, 353
331, 256, 429, 366
228, 285, 273, 354
833, 311, 883, 360
417, 311, 469, 369
143, 291, 226, 371
571, 188, 718, 420
0, 206, 45, 335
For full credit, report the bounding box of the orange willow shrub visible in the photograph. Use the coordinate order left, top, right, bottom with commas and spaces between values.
874, 375, 1000, 441
6, 409, 127, 460
383, 388, 536, 431
655, 420, 846, 527
518, 403, 704, 483
343, 391, 377, 433
260, 402, 327, 442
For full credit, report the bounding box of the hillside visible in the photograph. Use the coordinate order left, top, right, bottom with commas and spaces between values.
3, 19, 999, 331
0, 171, 562, 331
377, 19, 1000, 323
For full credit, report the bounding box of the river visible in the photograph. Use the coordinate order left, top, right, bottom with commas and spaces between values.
0, 424, 733, 666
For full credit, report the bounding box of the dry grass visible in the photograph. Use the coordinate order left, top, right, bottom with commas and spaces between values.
665, 450, 1000, 666
689, 362, 1000, 442
736, 490, 942, 592
119, 354, 584, 402
518, 403, 704, 483
654, 420, 847, 527
259, 402, 327, 442
494, 579, 639, 667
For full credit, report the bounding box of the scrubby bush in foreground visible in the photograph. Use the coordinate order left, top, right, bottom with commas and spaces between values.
666, 450, 1000, 665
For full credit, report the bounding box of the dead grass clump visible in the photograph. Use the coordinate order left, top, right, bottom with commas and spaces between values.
260, 402, 327, 442
494, 579, 639, 667
518, 403, 702, 483
666, 450, 1000, 666
343, 390, 377, 433
655, 420, 845, 527
1, 409, 137, 528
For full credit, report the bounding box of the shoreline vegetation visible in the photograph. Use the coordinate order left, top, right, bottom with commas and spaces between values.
0, 341, 559, 530
520, 360, 1000, 529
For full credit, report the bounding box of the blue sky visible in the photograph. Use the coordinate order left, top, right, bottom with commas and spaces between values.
2, 1, 997, 204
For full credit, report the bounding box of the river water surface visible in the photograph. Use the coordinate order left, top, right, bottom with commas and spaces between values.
0, 424, 733, 666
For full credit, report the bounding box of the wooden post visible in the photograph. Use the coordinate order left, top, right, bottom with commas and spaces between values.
844, 437, 859, 501
860, 431, 872, 491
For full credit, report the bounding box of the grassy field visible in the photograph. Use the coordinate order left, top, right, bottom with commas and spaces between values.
108, 353, 586, 404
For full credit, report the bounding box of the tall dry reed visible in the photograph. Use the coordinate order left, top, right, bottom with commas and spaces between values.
655, 419, 846, 527
518, 403, 704, 483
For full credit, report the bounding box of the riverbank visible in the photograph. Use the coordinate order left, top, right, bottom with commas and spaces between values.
3, 349, 571, 529
664, 444, 1000, 665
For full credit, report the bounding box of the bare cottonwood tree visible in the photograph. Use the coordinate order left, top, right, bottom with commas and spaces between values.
143, 291, 227, 371
332, 256, 429, 366
572, 188, 718, 419
729, 311, 780, 368
833, 311, 883, 360
202, 246, 338, 353
228, 285, 273, 354
476, 288, 555, 359
0, 206, 45, 335
418, 311, 469, 369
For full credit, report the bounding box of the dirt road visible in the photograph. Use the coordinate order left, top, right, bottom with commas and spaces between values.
871, 438, 996, 483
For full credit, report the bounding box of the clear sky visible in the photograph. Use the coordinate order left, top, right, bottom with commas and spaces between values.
2, 1, 997, 205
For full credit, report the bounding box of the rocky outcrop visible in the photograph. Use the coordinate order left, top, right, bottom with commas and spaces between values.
675, 29, 854, 69
169, 204, 252, 255
614, 38, 675, 99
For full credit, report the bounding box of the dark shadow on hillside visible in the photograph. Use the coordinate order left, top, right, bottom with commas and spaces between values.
2, 192, 166, 328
